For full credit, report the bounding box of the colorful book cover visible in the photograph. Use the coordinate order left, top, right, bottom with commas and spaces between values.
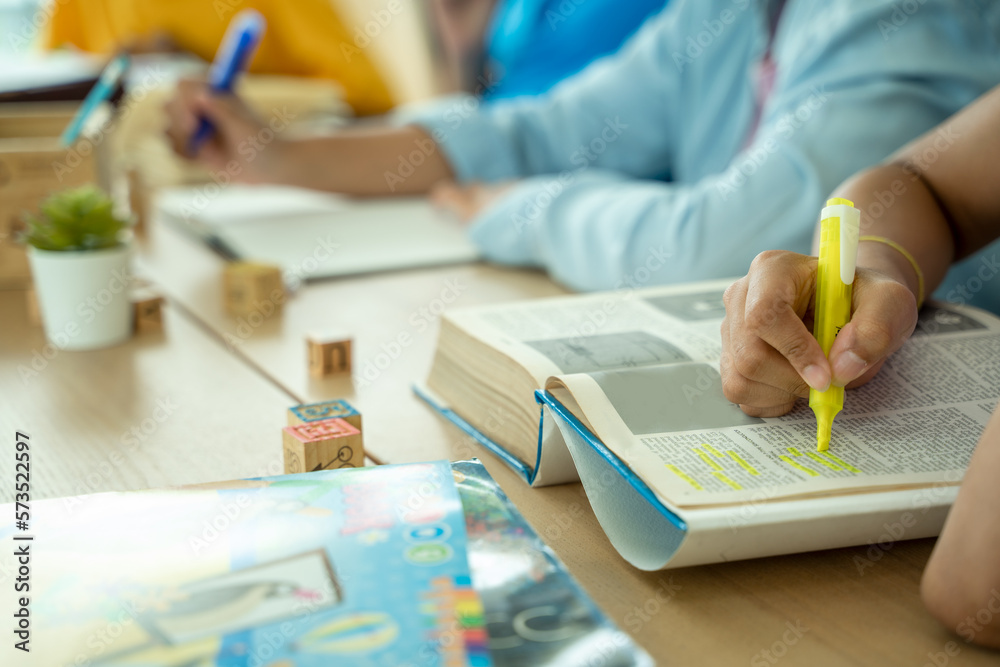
1, 461, 491, 667
453, 461, 654, 667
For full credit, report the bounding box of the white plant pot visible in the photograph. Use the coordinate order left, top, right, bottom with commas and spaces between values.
28, 245, 132, 351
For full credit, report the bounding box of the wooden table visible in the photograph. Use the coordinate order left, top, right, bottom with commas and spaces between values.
1, 212, 997, 666
0, 290, 297, 498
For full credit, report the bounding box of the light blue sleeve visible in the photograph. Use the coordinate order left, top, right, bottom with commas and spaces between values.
402, 5, 693, 183
402, 0, 1000, 292
467, 1, 1000, 291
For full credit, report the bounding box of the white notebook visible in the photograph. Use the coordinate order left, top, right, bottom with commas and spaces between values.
157, 184, 480, 280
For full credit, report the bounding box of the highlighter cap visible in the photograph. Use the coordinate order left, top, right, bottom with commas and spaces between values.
821, 198, 861, 284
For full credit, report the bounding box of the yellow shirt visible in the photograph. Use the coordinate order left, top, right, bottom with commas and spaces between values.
45, 0, 394, 115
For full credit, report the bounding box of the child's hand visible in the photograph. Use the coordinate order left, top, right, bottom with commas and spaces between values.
163, 78, 289, 183
720, 250, 918, 417
430, 181, 516, 222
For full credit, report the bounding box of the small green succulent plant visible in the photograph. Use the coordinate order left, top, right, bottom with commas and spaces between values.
21, 185, 129, 252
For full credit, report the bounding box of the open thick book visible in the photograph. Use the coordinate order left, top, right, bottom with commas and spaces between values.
417, 280, 1000, 569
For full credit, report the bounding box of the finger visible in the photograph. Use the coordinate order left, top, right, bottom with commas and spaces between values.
730, 336, 811, 399
739, 401, 798, 418
163, 79, 207, 158
743, 251, 831, 391
727, 373, 800, 413
430, 181, 476, 221
844, 358, 886, 390
828, 273, 918, 386
720, 347, 800, 411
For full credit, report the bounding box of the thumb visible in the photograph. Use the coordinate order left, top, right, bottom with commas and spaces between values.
828, 272, 918, 387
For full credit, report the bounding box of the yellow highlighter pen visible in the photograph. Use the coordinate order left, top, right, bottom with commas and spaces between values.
810, 198, 861, 451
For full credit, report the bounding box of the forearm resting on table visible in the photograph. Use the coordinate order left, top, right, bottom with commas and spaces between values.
922, 407, 1000, 648
276, 125, 454, 196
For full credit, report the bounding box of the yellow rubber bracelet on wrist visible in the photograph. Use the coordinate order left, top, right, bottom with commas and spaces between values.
859, 235, 925, 308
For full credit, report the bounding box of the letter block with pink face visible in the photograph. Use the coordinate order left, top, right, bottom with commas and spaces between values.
282, 417, 363, 474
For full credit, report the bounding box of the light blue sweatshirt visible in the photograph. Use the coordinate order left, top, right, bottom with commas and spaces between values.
403, 0, 1000, 310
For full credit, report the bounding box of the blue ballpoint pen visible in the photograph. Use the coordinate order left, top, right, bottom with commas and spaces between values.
188, 9, 266, 156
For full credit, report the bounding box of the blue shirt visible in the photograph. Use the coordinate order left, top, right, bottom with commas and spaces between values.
484, 0, 667, 100
404, 0, 1000, 311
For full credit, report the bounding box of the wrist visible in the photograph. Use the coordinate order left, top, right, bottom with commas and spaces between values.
857, 237, 924, 307
269, 139, 320, 188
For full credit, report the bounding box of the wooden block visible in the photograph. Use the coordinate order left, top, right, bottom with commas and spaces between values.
131, 287, 165, 334
287, 399, 362, 431
222, 262, 284, 317
282, 418, 363, 474
307, 334, 352, 378
25, 287, 41, 327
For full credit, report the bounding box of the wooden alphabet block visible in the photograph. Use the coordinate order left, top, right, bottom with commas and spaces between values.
307, 334, 352, 378
287, 399, 362, 431
282, 417, 363, 474
131, 287, 165, 334
222, 262, 284, 317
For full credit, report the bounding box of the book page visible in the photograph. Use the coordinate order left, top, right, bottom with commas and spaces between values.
446, 279, 734, 385
547, 302, 1000, 508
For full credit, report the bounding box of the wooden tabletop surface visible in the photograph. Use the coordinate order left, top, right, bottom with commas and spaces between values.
1, 210, 997, 666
